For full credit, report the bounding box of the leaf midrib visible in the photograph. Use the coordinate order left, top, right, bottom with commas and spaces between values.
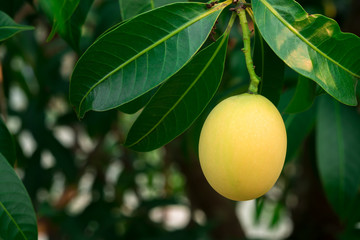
126, 34, 228, 148
77, 2, 228, 114
259, 0, 360, 79
0, 201, 27, 240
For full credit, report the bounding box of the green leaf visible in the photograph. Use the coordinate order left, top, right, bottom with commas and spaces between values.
39, 0, 80, 41
278, 89, 316, 163
0, 118, 16, 166
118, 88, 157, 114
253, 24, 284, 106
70, 1, 231, 118
270, 202, 283, 228
340, 228, 360, 240
57, 0, 94, 52
285, 75, 317, 113
119, 0, 185, 20
154, 0, 184, 7
0, 153, 38, 240
255, 197, 265, 223
252, 0, 359, 106
125, 33, 229, 151
316, 95, 360, 219
119, 0, 152, 20
284, 109, 316, 163
0, 10, 33, 42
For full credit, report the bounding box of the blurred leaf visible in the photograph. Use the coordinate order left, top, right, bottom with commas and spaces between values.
39, 0, 80, 41
284, 106, 316, 163
270, 202, 283, 228
340, 229, 360, 240
119, 0, 185, 20
229, 43, 249, 83
255, 197, 265, 223
317, 95, 360, 219
93, 0, 122, 39
0, 118, 16, 166
285, 75, 317, 113
253, 24, 284, 106
0, 10, 33, 42
154, 0, 184, 7
119, 0, 152, 20
0, 153, 38, 240
253, 0, 359, 106
125, 32, 229, 151
278, 89, 316, 163
57, 0, 94, 52
70, 1, 231, 118
344, 194, 360, 228
83, 110, 118, 137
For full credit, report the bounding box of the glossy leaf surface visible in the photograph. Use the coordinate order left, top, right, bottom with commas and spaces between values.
0, 153, 38, 240
0, 11, 33, 42
0, 118, 16, 166
317, 96, 360, 219
285, 75, 317, 113
253, 24, 284, 106
125, 34, 229, 151
70, 1, 230, 118
253, 0, 359, 106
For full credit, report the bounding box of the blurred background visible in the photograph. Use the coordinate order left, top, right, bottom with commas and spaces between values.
0, 0, 359, 239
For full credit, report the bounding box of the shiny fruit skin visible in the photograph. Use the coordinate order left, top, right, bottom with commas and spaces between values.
198, 93, 287, 201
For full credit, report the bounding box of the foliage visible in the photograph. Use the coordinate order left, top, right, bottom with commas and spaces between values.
0, 0, 359, 239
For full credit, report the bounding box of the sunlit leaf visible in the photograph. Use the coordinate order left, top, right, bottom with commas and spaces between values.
253, 0, 359, 106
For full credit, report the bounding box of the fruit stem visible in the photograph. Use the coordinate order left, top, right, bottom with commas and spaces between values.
236, 6, 261, 94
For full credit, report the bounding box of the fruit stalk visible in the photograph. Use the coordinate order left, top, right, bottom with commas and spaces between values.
237, 7, 261, 94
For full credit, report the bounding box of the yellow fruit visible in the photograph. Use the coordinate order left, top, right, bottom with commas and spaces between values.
198, 93, 287, 201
